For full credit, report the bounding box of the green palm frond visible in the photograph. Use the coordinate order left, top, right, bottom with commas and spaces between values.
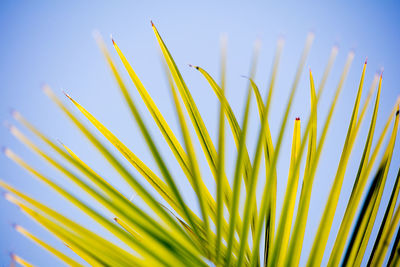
3, 22, 400, 267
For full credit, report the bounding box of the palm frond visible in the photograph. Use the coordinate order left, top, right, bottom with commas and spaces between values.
3, 22, 400, 267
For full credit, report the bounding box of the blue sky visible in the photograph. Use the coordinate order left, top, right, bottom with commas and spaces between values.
0, 1, 399, 266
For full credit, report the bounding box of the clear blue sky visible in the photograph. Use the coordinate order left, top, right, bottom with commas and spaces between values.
0, 1, 399, 266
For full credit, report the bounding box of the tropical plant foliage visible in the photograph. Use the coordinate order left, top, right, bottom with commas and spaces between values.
3, 22, 400, 266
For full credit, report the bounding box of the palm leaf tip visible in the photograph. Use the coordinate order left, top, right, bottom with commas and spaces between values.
188, 64, 200, 70
10, 253, 33, 267
10, 109, 21, 120
13, 223, 23, 232
3, 147, 13, 158
62, 91, 73, 101
3, 192, 19, 206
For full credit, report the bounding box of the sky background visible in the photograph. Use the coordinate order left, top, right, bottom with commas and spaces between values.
0, 0, 399, 266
